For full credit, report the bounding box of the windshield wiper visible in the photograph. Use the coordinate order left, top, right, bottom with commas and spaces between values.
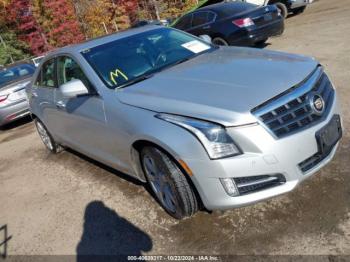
171, 57, 192, 67
116, 57, 190, 89
116, 73, 154, 89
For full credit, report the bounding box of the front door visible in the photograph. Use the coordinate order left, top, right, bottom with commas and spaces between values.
51, 56, 109, 161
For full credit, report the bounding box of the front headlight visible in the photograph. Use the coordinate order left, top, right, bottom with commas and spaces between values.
155, 113, 241, 159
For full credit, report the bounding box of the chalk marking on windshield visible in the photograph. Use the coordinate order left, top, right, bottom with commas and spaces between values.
110, 69, 128, 85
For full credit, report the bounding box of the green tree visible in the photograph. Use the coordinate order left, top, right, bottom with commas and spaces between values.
0, 31, 30, 65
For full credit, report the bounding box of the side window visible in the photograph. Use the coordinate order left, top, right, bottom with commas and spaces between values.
57, 56, 92, 91
207, 12, 216, 23
192, 12, 208, 27
174, 14, 193, 30
41, 59, 56, 88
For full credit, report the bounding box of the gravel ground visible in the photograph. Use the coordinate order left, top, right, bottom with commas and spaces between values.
1, 0, 349, 257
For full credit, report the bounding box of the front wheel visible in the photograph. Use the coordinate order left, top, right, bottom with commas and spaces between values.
141, 146, 199, 219
255, 38, 268, 46
35, 119, 62, 153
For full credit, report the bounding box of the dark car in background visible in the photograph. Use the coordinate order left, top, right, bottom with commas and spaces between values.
132, 19, 170, 28
0, 63, 35, 126
172, 1, 284, 46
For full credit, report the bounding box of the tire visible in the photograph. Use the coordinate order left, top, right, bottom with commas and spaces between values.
293, 6, 306, 15
275, 2, 288, 18
141, 146, 199, 219
212, 37, 229, 46
35, 119, 62, 153
255, 38, 268, 46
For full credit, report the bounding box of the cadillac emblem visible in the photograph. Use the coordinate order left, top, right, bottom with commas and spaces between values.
309, 93, 325, 115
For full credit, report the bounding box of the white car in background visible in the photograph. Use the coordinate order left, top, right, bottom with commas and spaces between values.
32, 55, 45, 67
240, 0, 310, 17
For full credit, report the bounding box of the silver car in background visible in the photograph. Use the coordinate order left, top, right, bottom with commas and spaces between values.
0, 63, 35, 127
27, 26, 342, 219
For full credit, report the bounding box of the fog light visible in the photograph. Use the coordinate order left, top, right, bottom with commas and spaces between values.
220, 178, 239, 197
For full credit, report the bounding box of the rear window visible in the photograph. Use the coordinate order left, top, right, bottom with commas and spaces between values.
0, 64, 35, 88
193, 12, 210, 27
174, 15, 193, 30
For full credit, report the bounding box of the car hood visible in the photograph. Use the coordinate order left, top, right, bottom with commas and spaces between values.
117, 47, 318, 126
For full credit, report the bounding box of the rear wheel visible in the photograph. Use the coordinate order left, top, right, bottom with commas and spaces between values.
35, 119, 61, 153
293, 6, 306, 14
255, 38, 268, 46
141, 146, 198, 219
276, 2, 288, 18
212, 37, 229, 46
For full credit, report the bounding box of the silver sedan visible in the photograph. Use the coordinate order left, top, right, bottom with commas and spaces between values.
0, 63, 35, 127
27, 26, 342, 219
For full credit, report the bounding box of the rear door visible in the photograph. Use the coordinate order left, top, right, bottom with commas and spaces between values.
30, 58, 57, 132
187, 11, 217, 36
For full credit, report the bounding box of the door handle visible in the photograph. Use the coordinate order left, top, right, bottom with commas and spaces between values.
202, 25, 211, 29
56, 100, 66, 109
31, 91, 38, 98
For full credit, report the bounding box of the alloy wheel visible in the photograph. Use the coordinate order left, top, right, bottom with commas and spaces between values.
36, 121, 53, 151
142, 154, 177, 213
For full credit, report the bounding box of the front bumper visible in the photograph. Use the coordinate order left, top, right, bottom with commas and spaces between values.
184, 94, 341, 210
0, 99, 30, 126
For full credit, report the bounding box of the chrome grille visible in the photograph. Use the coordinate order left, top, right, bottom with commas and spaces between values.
252, 68, 335, 138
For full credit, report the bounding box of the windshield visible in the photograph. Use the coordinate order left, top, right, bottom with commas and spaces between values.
0, 64, 35, 88
81, 28, 214, 88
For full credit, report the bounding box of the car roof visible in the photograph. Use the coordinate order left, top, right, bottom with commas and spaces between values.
47, 25, 162, 57
195, 1, 253, 13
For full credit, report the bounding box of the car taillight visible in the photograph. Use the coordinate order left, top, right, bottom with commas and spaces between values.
233, 18, 255, 28
0, 95, 8, 103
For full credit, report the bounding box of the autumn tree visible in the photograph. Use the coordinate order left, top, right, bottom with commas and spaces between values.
32, 0, 85, 48
113, 0, 138, 30
5, 0, 49, 55
182, 0, 200, 13
117, 0, 138, 24
74, 0, 137, 38
77, 0, 113, 38
136, 0, 198, 21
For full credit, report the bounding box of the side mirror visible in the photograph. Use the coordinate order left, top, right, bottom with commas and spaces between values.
199, 35, 212, 44
59, 79, 89, 98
